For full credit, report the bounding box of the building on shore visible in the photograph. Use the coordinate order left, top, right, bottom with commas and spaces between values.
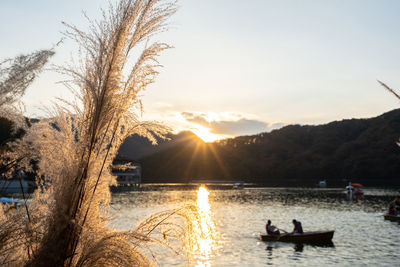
110, 163, 141, 191
0, 173, 35, 195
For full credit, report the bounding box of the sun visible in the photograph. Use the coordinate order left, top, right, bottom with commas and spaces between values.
191, 126, 223, 143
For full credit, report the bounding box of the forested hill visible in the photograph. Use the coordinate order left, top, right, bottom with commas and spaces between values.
126, 109, 400, 186
2, 110, 399, 186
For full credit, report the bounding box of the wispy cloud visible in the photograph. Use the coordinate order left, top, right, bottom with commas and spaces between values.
142, 105, 284, 138
181, 111, 283, 136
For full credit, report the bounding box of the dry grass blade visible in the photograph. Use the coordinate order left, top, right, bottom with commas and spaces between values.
378, 80, 400, 100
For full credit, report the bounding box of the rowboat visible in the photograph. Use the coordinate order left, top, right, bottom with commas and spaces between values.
259, 230, 334, 244
384, 214, 400, 222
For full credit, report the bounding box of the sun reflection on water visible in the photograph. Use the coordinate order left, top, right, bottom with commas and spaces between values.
193, 186, 217, 267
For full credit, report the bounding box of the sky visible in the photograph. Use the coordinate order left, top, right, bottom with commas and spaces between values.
1, 0, 400, 142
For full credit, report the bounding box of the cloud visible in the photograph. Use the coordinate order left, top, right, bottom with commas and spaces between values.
181, 112, 208, 125
144, 109, 285, 138
209, 118, 269, 136
181, 112, 283, 136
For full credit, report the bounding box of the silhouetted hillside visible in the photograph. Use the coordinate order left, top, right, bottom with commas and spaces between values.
123, 109, 400, 186
3, 110, 400, 186
117, 131, 204, 160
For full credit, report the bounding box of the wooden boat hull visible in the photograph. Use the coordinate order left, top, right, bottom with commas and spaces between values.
260, 230, 334, 244
384, 214, 400, 222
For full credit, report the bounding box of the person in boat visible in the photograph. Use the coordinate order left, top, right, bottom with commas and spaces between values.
292, 219, 303, 234
388, 196, 400, 215
395, 196, 400, 211
388, 202, 396, 215
266, 220, 280, 235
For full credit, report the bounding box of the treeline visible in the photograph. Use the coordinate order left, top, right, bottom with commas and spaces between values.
132, 109, 400, 186
3, 109, 400, 187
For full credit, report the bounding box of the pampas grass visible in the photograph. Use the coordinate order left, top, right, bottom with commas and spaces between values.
0, 49, 54, 110
378, 80, 400, 100
0, 0, 211, 266
0, 49, 54, 179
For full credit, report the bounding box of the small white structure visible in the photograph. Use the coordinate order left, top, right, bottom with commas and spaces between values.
111, 163, 141, 190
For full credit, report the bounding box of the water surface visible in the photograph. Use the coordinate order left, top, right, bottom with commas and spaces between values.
110, 186, 400, 266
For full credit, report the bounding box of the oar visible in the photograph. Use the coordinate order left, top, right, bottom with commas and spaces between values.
278, 228, 289, 234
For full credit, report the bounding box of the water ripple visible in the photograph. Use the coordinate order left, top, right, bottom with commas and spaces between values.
110, 187, 400, 266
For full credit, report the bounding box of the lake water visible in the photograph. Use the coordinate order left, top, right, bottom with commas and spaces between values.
110, 186, 400, 266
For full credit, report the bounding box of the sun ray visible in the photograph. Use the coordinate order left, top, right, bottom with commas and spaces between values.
183, 140, 204, 180
207, 143, 232, 180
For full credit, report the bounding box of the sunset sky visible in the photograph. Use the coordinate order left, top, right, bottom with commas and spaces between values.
1, 0, 400, 142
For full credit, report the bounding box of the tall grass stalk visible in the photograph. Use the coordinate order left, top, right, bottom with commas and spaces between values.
1, 0, 206, 266
378, 80, 400, 100
0, 49, 54, 178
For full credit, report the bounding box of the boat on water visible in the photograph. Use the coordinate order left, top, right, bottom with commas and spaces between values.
0, 197, 18, 205
345, 182, 364, 201
259, 230, 334, 244
318, 180, 327, 188
384, 214, 400, 222
233, 182, 244, 189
